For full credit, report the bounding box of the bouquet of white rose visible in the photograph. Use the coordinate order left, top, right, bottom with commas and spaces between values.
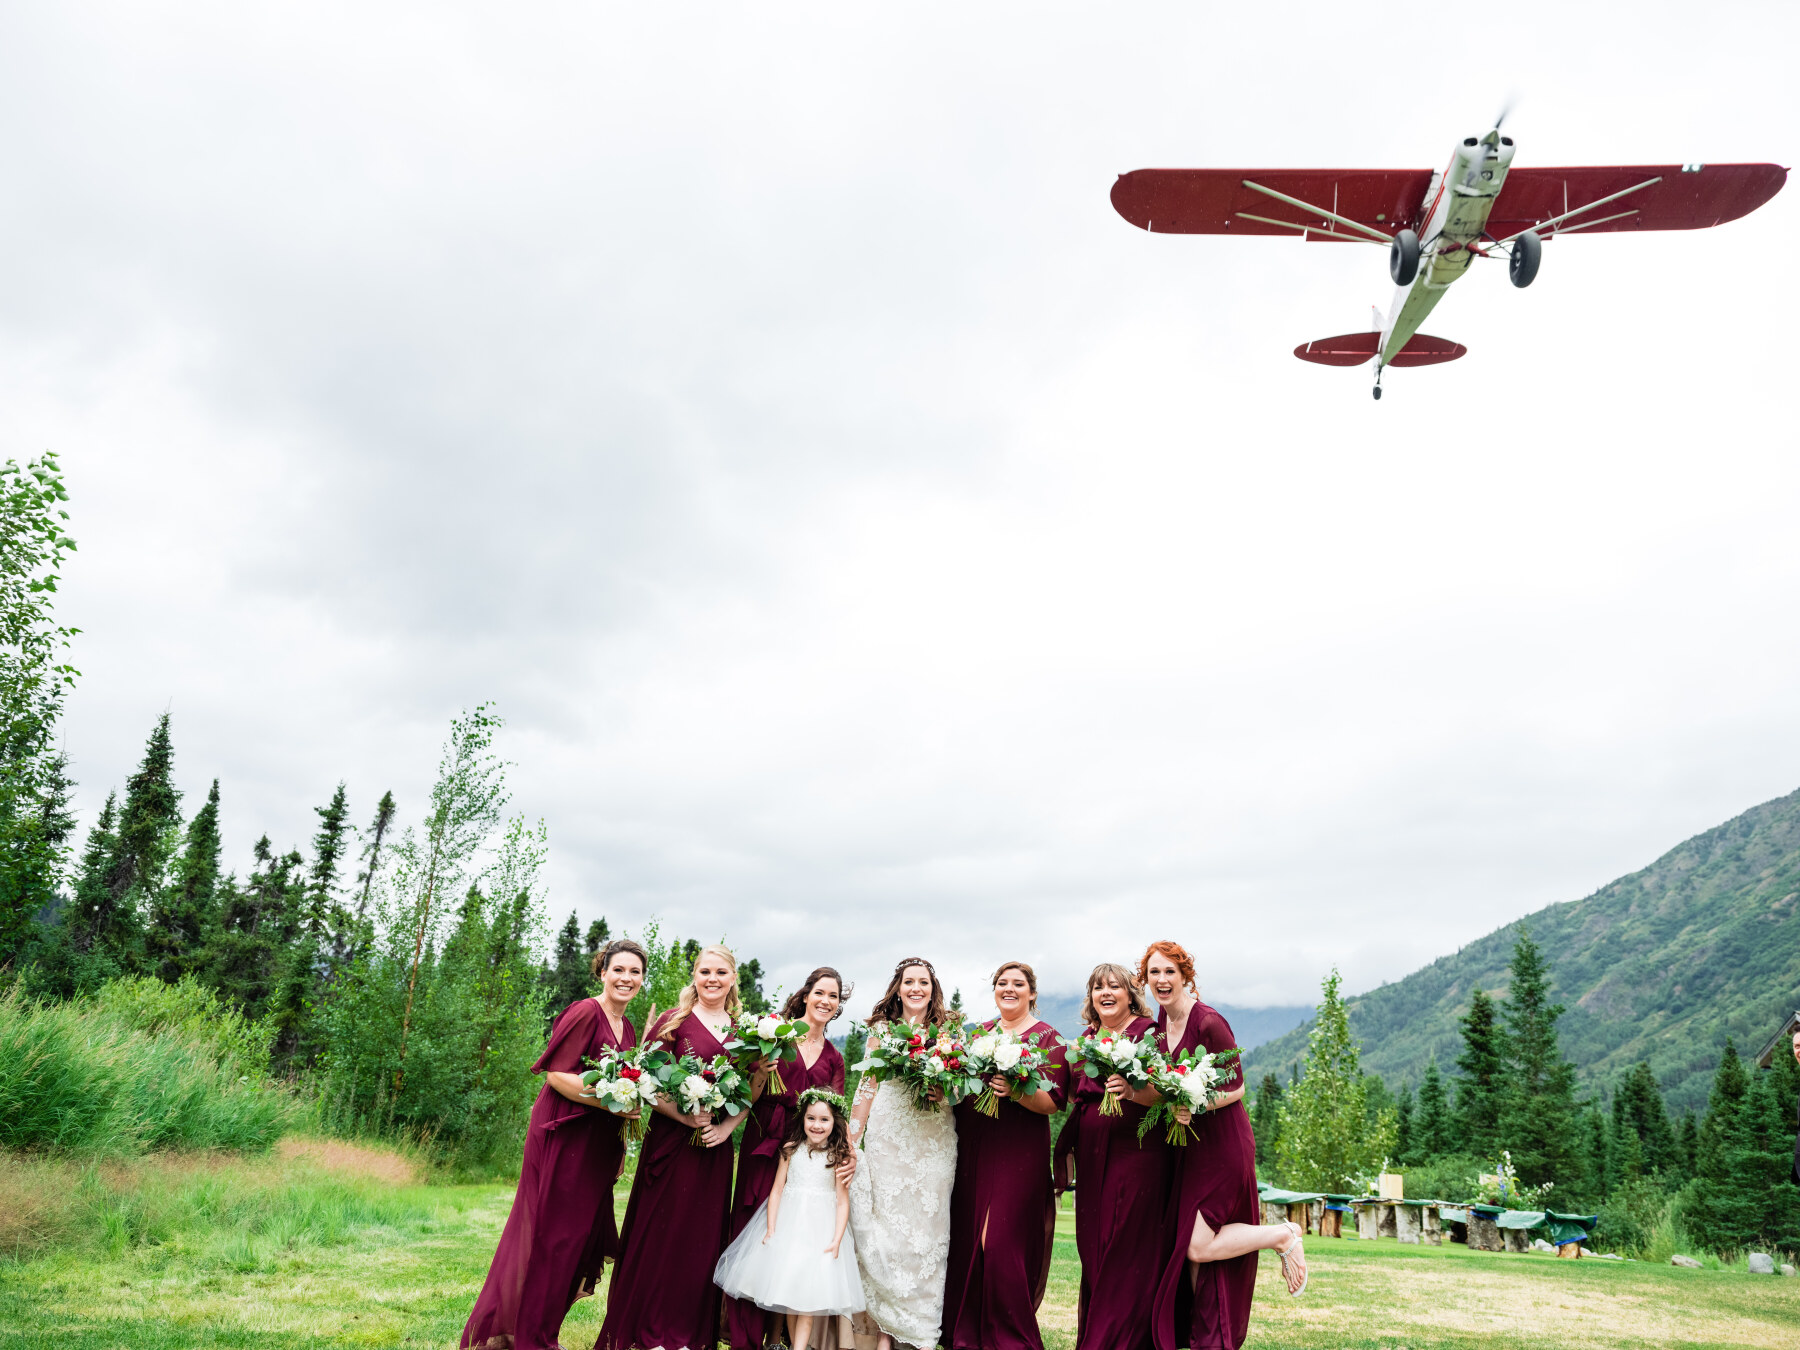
1139, 1046, 1241, 1145
960, 1024, 1054, 1118
851, 1021, 970, 1111
1067, 1027, 1157, 1116
723, 1008, 809, 1096
578, 1044, 670, 1141
660, 1053, 754, 1145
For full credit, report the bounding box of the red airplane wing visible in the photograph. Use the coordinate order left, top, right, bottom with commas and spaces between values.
1110, 168, 1430, 240
1488, 163, 1786, 236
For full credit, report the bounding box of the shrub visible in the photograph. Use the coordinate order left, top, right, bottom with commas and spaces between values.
1593, 1173, 1671, 1255
1396, 1151, 1485, 1202
0, 985, 295, 1154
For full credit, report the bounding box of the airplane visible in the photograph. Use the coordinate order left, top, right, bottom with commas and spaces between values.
1109, 117, 1786, 398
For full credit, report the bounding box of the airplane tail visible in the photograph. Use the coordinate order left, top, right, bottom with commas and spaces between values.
1293, 332, 1467, 367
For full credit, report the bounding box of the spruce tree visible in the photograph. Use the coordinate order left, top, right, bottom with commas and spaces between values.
1416, 1057, 1450, 1160
1687, 1040, 1749, 1251
1676, 1112, 1698, 1179
543, 910, 589, 1016
1736, 1069, 1800, 1251
65, 790, 132, 974
107, 713, 183, 944
1581, 1104, 1609, 1205
1274, 968, 1397, 1192
306, 784, 353, 986
583, 916, 610, 962
1252, 1073, 1284, 1175
739, 957, 769, 1014
147, 778, 221, 982
1453, 987, 1506, 1157
1496, 927, 1582, 1190
1613, 1061, 1678, 1176
350, 789, 397, 934
1395, 1083, 1416, 1166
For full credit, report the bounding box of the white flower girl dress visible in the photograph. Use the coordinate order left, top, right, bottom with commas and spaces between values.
714, 1143, 865, 1316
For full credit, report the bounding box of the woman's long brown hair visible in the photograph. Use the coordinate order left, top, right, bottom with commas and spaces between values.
866, 957, 949, 1029
782, 967, 850, 1023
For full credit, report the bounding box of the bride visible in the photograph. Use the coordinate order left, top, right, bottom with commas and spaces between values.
847, 958, 958, 1350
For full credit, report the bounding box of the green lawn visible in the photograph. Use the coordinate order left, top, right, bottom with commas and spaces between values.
2, 1148, 1797, 1349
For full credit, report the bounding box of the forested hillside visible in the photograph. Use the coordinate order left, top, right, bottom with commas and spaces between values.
1245, 787, 1800, 1115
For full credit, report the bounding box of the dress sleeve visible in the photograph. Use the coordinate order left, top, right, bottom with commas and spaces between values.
1037, 1025, 1071, 1112
532, 1000, 598, 1074
1196, 1008, 1244, 1093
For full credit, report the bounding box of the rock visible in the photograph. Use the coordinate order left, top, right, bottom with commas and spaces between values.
1670, 1254, 1702, 1268
1782, 1264, 1797, 1277
1748, 1252, 1775, 1275
1532, 1238, 1556, 1253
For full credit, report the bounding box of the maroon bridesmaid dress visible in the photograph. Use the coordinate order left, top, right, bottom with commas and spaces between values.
596, 1012, 738, 1350
1150, 1003, 1259, 1350
942, 1019, 1070, 1350
1053, 1014, 1172, 1350
722, 1038, 846, 1349
462, 998, 639, 1350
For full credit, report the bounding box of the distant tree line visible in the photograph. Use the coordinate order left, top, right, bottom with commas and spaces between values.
1252, 926, 1800, 1256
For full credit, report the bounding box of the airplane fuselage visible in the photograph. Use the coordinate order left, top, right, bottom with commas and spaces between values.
1379, 135, 1517, 366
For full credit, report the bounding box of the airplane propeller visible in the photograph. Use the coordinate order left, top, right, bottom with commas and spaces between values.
1461, 101, 1516, 188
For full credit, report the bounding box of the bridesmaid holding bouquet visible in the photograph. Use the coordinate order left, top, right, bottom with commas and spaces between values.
723, 967, 851, 1350
1054, 962, 1171, 1350
597, 945, 752, 1350
1142, 940, 1303, 1350
942, 960, 1069, 1350
462, 939, 648, 1350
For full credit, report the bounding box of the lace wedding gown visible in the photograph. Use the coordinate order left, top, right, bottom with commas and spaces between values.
847, 1074, 958, 1348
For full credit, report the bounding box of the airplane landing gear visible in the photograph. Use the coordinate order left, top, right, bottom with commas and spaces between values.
1510, 229, 1541, 287
1390, 229, 1421, 286
1373, 366, 1384, 400
1372, 386, 1382, 400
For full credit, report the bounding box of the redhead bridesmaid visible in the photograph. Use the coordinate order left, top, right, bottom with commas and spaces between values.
597, 945, 752, 1350
722, 966, 850, 1350
1054, 962, 1171, 1350
942, 960, 1069, 1350
1142, 940, 1303, 1350
463, 939, 648, 1350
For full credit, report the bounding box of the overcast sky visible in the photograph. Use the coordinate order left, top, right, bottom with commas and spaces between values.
2, 3, 1795, 1013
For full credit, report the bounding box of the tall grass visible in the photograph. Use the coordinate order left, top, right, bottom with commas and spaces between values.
0, 982, 296, 1154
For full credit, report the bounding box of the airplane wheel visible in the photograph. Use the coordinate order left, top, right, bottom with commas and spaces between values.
1372, 386, 1382, 401
1510, 230, 1541, 288
1389, 229, 1421, 286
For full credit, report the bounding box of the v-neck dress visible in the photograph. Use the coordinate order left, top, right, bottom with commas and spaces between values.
596, 1011, 739, 1350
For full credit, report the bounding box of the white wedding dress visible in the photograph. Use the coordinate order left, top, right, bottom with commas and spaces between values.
846, 1071, 958, 1348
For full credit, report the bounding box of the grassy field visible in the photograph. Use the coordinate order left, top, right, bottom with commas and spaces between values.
2, 1144, 1798, 1349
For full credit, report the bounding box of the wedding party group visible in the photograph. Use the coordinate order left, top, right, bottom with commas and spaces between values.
461, 939, 1308, 1350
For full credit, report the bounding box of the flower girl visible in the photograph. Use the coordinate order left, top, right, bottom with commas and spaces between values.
713, 1088, 865, 1349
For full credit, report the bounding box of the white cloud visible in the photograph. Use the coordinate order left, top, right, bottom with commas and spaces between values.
1, 2, 1795, 1014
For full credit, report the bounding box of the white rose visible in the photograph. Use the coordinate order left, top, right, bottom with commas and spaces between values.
1182, 1077, 1209, 1108
1115, 1040, 1141, 1063
927, 1055, 945, 1074
679, 1077, 710, 1109
635, 1077, 661, 1104
993, 1042, 1024, 1072
757, 1015, 782, 1038
970, 1034, 998, 1060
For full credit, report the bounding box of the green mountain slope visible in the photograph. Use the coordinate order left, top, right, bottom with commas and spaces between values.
1243, 786, 1800, 1116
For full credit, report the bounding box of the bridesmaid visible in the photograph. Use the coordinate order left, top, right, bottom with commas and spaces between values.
1054, 962, 1170, 1350
597, 945, 752, 1350
942, 960, 1069, 1350
1142, 940, 1303, 1350
463, 938, 648, 1350
723, 966, 850, 1350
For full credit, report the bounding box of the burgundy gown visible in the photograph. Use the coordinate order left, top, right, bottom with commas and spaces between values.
943, 1019, 1070, 1350
1053, 1015, 1173, 1350
723, 1038, 846, 1349
1150, 1003, 1259, 1350
463, 998, 638, 1350
596, 1012, 738, 1350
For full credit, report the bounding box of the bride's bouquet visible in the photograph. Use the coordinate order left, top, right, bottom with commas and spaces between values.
662, 1053, 755, 1145
1139, 1046, 1241, 1145
1067, 1027, 1157, 1116
961, 1024, 1054, 1118
723, 1007, 809, 1096
579, 1044, 669, 1141
851, 1021, 970, 1111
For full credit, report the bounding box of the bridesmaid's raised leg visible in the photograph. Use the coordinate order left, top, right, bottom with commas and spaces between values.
1184, 1211, 1308, 1294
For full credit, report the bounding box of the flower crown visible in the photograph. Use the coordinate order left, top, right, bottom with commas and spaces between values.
798, 1087, 849, 1116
